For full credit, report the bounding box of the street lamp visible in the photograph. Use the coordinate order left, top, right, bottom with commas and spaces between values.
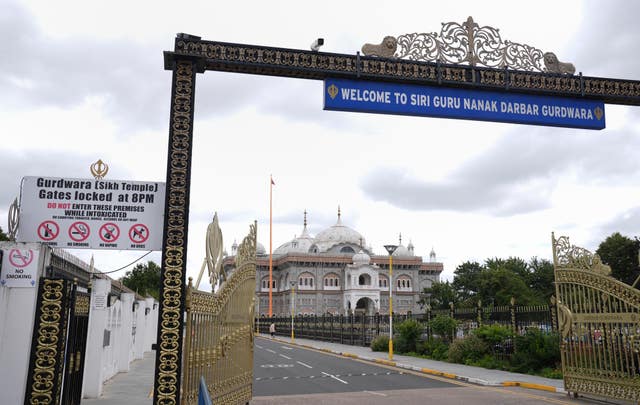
384, 244, 398, 360
290, 281, 296, 342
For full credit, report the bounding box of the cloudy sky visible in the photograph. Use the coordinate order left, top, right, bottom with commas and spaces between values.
2, 0, 639, 286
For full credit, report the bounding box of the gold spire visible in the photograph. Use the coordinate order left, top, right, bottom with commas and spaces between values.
304, 209, 307, 227
399, 232, 402, 245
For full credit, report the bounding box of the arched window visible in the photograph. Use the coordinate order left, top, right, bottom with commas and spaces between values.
261, 277, 276, 291
397, 276, 412, 291
324, 274, 340, 290
358, 274, 371, 286
378, 276, 388, 288
298, 273, 315, 290
340, 246, 355, 253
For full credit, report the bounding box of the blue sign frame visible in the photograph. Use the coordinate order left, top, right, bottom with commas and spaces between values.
324, 78, 605, 130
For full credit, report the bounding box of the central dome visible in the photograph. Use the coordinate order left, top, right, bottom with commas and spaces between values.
313, 208, 365, 253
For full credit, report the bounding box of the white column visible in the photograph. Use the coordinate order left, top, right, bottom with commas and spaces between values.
82, 278, 111, 398
144, 297, 155, 352
133, 299, 146, 359
0, 242, 47, 405
117, 293, 134, 372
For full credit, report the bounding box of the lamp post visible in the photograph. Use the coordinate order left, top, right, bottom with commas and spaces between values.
384, 244, 398, 360
290, 281, 296, 342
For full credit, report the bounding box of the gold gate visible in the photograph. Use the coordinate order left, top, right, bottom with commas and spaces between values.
552, 234, 640, 402
181, 216, 256, 404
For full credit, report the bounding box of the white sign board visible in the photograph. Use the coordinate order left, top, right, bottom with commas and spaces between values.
0, 248, 39, 287
17, 176, 165, 251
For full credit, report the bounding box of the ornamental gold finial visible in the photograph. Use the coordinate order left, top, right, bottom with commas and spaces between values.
7, 197, 19, 241
362, 16, 576, 74
90, 159, 109, 179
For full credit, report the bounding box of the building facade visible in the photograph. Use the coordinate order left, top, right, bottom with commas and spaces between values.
223, 210, 443, 316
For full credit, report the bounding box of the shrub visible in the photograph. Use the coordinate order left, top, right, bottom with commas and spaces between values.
540, 367, 563, 379
416, 337, 449, 360
473, 324, 514, 346
474, 354, 508, 370
510, 329, 560, 373
395, 319, 423, 353
370, 335, 389, 352
429, 315, 458, 343
448, 334, 489, 364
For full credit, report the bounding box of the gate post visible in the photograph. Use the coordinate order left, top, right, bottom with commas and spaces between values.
154, 44, 204, 405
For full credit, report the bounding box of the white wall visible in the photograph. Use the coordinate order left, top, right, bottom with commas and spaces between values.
82, 281, 159, 399
0, 242, 48, 405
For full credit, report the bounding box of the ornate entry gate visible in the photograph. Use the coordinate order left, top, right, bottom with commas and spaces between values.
24, 278, 90, 405
181, 218, 256, 404
155, 18, 640, 404
552, 234, 640, 402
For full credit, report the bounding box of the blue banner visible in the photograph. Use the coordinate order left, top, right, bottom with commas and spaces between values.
324, 78, 605, 130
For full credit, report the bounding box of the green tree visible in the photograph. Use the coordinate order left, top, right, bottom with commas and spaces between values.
120, 261, 161, 299
478, 267, 536, 306
596, 232, 640, 285
419, 281, 456, 310
527, 257, 555, 302
452, 261, 484, 305
0, 226, 9, 241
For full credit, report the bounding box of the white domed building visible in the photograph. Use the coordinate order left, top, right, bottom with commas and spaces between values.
223, 208, 443, 315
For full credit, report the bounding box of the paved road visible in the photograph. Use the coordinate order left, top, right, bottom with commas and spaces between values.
254, 337, 455, 396
252, 337, 612, 405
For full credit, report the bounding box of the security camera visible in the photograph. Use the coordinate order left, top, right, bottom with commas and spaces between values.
310, 38, 324, 52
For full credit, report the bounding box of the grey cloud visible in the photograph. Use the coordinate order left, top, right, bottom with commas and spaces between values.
0, 150, 104, 210
572, 1, 640, 79
361, 125, 640, 216
1, 3, 364, 134
593, 208, 640, 241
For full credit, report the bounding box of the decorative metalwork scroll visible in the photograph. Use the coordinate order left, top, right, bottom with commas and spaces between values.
362, 16, 575, 74
24, 279, 72, 405
552, 234, 640, 402
154, 56, 199, 405
182, 221, 256, 404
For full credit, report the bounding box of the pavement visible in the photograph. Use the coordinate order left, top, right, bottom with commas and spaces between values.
82, 350, 154, 405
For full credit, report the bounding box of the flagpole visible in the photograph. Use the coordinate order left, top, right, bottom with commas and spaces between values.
269, 175, 273, 317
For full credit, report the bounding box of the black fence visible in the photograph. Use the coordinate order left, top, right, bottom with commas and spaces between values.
256, 302, 557, 349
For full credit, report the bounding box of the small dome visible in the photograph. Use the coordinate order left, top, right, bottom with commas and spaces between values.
274, 211, 315, 254
352, 250, 371, 265
256, 242, 266, 255
429, 248, 436, 262
314, 208, 365, 252
393, 244, 413, 257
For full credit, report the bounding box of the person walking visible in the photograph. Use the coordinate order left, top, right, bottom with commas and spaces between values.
269, 322, 276, 338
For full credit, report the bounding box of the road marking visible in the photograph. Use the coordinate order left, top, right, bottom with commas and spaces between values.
256, 344, 263, 349
296, 361, 313, 368
364, 391, 387, 397
266, 349, 276, 354
279, 354, 292, 360
281, 346, 293, 350
321, 371, 348, 384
